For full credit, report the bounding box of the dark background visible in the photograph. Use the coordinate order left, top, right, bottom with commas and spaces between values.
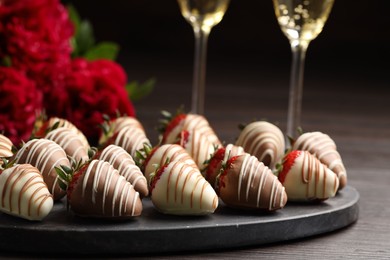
62, 0, 389, 115
63, 0, 390, 68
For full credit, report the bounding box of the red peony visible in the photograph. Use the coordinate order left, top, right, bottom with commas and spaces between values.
64, 58, 136, 145
0, 67, 43, 145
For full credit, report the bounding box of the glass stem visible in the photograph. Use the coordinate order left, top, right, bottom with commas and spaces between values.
191, 26, 210, 115
287, 41, 309, 138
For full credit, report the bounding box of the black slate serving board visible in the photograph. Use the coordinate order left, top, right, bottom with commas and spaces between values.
0, 186, 359, 256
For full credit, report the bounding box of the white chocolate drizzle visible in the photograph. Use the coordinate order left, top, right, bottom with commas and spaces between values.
115, 125, 151, 158
46, 117, 90, 150
80, 159, 140, 216
14, 139, 69, 199
293, 131, 347, 189
99, 144, 148, 196
45, 128, 88, 163
238, 154, 285, 210
236, 121, 285, 170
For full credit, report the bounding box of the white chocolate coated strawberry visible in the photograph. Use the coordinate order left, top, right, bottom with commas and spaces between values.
236, 121, 285, 171
280, 151, 339, 201
150, 160, 218, 215
163, 114, 221, 146
0, 164, 53, 221
0, 134, 13, 158
143, 144, 197, 185
179, 130, 217, 171
292, 131, 347, 189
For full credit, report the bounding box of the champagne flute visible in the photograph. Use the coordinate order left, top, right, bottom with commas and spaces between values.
177, 0, 231, 114
272, 0, 335, 137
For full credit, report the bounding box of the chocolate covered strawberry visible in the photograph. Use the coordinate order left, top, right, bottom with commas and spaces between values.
0, 163, 53, 221
158, 110, 221, 146
45, 127, 89, 164
216, 154, 287, 211
235, 121, 285, 171
56, 159, 142, 219
178, 129, 219, 171
149, 160, 218, 215
13, 139, 70, 200
99, 115, 145, 146
33, 116, 90, 150
103, 125, 151, 159
278, 150, 339, 201
0, 134, 13, 160
203, 143, 246, 186
97, 144, 148, 197
292, 131, 347, 190
136, 143, 197, 185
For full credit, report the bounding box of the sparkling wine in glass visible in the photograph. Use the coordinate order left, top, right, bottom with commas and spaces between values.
273, 0, 335, 137
177, 0, 231, 114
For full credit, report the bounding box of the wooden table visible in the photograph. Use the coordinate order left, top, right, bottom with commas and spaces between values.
128, 55, 390, 259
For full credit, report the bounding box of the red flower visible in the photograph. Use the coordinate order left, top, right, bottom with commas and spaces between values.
0, 0, 73, 117
65, 58, 135, 145
0, 0, 73, 71
0, 67, 43, 145
0, 1, 140, 145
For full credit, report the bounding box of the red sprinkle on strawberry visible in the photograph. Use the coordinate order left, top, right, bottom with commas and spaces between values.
278, 150, 301, 184
66, 164, 88, 202
161, 113, 186, 143
216, 155, 239, 193
204, 147, 226, 182
277, 150, 339, 201
179, 130, 190, 146
149, 159, 170, 194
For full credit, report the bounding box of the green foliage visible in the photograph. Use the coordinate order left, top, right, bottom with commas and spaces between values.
67, 4, 154, 100
55, 165, 73, 191
68, 4, 118, 61
126, 78, 155, 101
84, 42, 119, 61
